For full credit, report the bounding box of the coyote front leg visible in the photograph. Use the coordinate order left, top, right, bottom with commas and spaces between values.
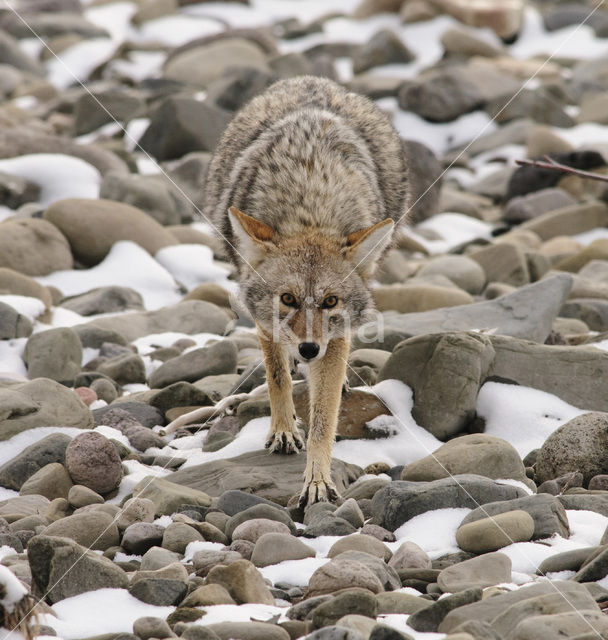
299, 336, 349, 507
258, 327, 305, 454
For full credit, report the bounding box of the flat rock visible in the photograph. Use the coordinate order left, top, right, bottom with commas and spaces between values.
250, 532, 315, 567
368, 274, 573, 345
24, 327, 82, 385
371, 475, 526, 531
204, 622, 288, 640
42, 510, 120, 550
44, 198, 178, 266
308, 558, 385, 597
166, 450, 362, 507
437, 552, 511, 592
407, 587, 482, 632
456, 510, 535, 553
20, 462, 73, 501
312, 588, 377, 629
0, 379, 93, 440
80, 300, 232, 342
133, 477, 211, 516
28, 534, 128, 604
206, 559, 275, 605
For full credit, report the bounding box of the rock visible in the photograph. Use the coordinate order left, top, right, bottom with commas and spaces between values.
373, 283, 473, 313
557, 238, 608, 272
133, 477, 211, 516
133, 616, 175, 640
204, 622, 288, 640
225, 503, 295, 538
304, 513, 357, 538
485, 87, 573, 127
558, 494, 608, 517
0, 433, 71, 490
334, 499, 365, 529
24, 327, 82, 384
371, 475, 526, 531
376, 592, 431, 615
303, 627, 364, 640
0, 300, 33, 339
0, 378, 93, 439
118, 497, 157, 531
508, 610, 608, 640
123, 523, 165, 555
97, 353, 147, 386
65, 432, 123, 495
352, 29, 414, 73
380, 332, 495, 439
94, 402, 164, 429
149, 340, 238, 388
519, 202, 608, 241
387, 541, 430, 572
437, 552, 511, 592
20, 462, 72, 501
430, 0, 524, 39
308, 558, 385, 597
402, 434, 531, 489
43, 198, 177, 266
182, 584, 235, 607
231, 518, 291, 543
100, 172, 192, 226
206, 559, 275, 605
328, 534, 392, 562
162, 522, 203, 553
503, 188, 577, 224
535, 412, 608, 486
366, 274, 573, 347
79, 300, 231, 342
538, 547, 597, 575
28, 534, 128, 604
0, 31, 43, 74
141, 548, 183, 571
572, 546, 608, 582
163, 38, 269, 89
469, 243, 530, 287
62, 286, 144, 316
440, 26, 503, 58
250, 532, 315, 567
130, 578, 187, 606
589, 475, 608, 491
0, 268, 52, 307
140, 97, 232, 161
0, 218, 72, 276
408, 588, 482, 633
74, 86, 145, 136
460, 494, 569, 540
456, 510, 535, 553
166, 450, 361, 507
42, 510, 119, 550
74, 325, 128, 349
416, 255, 486, 295
67, 485, 104, 509
312, 588, 377, 628
439, 580, 596, 632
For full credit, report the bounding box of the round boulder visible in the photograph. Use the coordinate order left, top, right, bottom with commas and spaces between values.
535, 412, 608, 486
65, 432, 123, 494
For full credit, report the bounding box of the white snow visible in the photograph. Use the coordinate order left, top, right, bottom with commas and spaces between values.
477, 382, 586, 458
193, 603, 287, 626
43, 588, 175, 639
154, 244, 233, 291
106, 459, 172, 505
0, 295, 46, 322
47, 39, 117, 89
0, 339, 27, 379
0, 154, 100, 207
36, 241, 183, 311
0, 565, 27, 613
133, 14, 223, 47
0, 427, 88, 468
259, 558, 330, 587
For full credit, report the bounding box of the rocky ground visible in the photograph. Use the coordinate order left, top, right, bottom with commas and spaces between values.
1, 0, 608, 639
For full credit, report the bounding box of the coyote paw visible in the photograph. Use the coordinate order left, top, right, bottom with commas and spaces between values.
265, 430, 305, 455
298, 479, 339, 509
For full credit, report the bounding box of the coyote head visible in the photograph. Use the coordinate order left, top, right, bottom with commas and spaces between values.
228, 206, 393, 362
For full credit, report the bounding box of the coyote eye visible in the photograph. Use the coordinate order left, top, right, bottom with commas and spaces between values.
322, 295, 338, 309
280, 293, 297, 307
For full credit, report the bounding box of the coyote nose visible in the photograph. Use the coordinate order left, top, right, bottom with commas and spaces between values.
298, 342, 320, 360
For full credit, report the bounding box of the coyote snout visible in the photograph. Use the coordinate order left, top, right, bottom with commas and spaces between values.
204, 76, 410, 507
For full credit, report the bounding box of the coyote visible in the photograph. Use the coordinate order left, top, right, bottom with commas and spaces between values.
204, 76, 410, 506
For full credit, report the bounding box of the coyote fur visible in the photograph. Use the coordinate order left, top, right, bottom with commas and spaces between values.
204, 76, 410, 507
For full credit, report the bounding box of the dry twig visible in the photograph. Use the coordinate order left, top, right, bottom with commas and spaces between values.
515, 155, 608, 183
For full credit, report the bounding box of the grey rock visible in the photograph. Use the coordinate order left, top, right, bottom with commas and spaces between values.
0, 433, 71, 490
192, 549, 241, 577
437, 552, 511, 592
24, 327, 82, 385
79, 300, 232, 342
558, 494, 608, 517
0, 378, 93, 439
139, 97, 232, 160
166, 450, 362, 507
387, 541, 430, 572
225, 503, 295, 538
304, 627, 364, 640
2, 11, 108, 38
456, 510, 535, 553
371, 475, 526, 531
74, 87, 145, 136
93, 402, 164, 429
20, 462, 73, 501
469, 242, 530, 287
308, 558, 385, 597
132, 477, 211, 516
130, 578, 187, 606
132, 616, 175, 640
305, 514, 357, 538
352, 29, 414, 73
97, 353, 147, 386
312, 588, 377, 628
335, 550, 400, 591
370, 274, 573, 345
251, 532, 315, 567
334, 498, 365, 529
149, 340, 238, 388
328, 534, 392, 562
219, 490, 286, 517
162, 522, 203, 553
204, 621, 288, 640
141, 547, 183, 571
206, 559, 275, 605
67, 485, 104, 508
28, 534, 128, 604
535, 412, 608, 485
408, 588, 482, 632
206, 67, 277, 113
417, 255, 485, 294
62, 286, 144, 316
503, 188, 576, 224
65, 432, 123, 494
287, 594, 333, 621
73, 325, 128, 349
572, 546, 608, 582
123, 523, 165, 555
231, 518, 291, 542
461, 494, 569, 540
117, 497, 156, 531
508, 610, 608, 640
100, 172, 193, 226
538, 547, 597, 575
43, 510, 120, 550
0, 494, 49, 517
0, 30, 41, 72
0, 300, 32, 339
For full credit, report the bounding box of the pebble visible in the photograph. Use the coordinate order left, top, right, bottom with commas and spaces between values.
65, 432, 123, 495
455, 510, 535, 553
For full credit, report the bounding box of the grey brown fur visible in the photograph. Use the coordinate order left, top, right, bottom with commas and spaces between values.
204, 76, 410, 506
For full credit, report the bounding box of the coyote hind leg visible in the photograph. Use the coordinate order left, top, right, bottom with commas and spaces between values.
258, 327, 305, 454
299, 336, 349, 508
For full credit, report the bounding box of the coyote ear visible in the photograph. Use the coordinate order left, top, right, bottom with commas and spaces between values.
228, 206, 275, 265
343, 218, 394, 277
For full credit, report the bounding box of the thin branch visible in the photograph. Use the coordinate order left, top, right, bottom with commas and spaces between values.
515, 155, 608, 183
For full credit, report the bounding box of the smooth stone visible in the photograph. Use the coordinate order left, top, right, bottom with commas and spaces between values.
182, 584, 236, 607
307, 558, 385, 597
97, 353, 147, 386
387, 541, 431, 572
65, 432, 123, 495
162, 522, 203, 554
537, 547, 597, 575
469, 243, 530, 287
123, 523, 165, 555
250, 532, 315, 567
455, 510, 535, 553
373, 284, 473, 313
140, 547, 183, 571
204, 622, 288, 640
437, 552, 511, 592
132, 616, 175, 640
20, 462, 72, 501
231, 518, 291, 543
117, 497, 156, 531
225, 503, 295, 538
42, 511, 120, 551
407, 588, 482, 633
205, 559, 275, 605
328, 534, 392, 562
0, 300, 32, 339
132, 477, 211, 517
416, 255, 486, 294
130, 578, 187, 606
62, 286, 144, 316
312, 588, 377, 628
375, 592, 431, 615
